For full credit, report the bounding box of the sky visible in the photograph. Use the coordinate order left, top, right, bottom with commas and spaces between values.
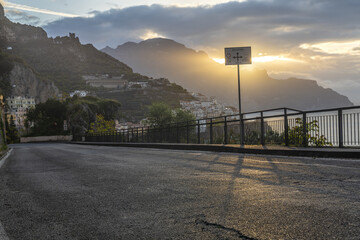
2, 0, 360, 104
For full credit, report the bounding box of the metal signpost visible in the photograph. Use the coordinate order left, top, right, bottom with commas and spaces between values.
225, 47, 252, 145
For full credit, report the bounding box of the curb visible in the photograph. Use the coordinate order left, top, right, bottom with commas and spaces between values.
71, 142, 360, 159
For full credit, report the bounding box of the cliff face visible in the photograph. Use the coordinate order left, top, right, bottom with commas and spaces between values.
1, 3, 58, 103
8, 63, 59, 102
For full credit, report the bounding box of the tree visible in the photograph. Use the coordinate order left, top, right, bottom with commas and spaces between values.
66, 96, 121, 137
25, 99, 68, 136
88, 114, 115, 133
5, 115, 19, 143
146, 102, 173, 127
146, 102, 196, 128
173, 109, 196, 124
0, 108, 6, 150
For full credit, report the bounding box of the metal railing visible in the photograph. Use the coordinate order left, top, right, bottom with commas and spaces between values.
82, 106, 360, 148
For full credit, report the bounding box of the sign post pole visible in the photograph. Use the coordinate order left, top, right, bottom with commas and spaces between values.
237, 64, 245, 145
225, 46, 251, 146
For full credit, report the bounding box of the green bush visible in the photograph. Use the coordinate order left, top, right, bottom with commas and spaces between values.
288, 118, 332, 147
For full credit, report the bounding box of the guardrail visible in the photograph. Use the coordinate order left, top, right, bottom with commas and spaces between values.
81, 106, 360, 148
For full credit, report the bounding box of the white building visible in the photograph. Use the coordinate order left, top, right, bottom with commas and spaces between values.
180, 93, 239, 120
128, 81, 149, 89
70, 90, 88, 97
6, 96, 36, 128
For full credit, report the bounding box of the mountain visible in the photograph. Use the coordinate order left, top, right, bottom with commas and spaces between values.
1, 6, 195, 121
102, 38, 353, 111
1, 4, 59, 101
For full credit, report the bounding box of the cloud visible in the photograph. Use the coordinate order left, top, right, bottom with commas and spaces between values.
5, 9, 41, 25
41, 0, 360, 104
300, 41, 360, 55
44, 0, 360, 50
5, 1, 80, 18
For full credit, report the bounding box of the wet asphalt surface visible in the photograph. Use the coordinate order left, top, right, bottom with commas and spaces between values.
0, 143, 359, 240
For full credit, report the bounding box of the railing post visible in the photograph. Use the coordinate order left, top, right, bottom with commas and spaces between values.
160, 127, 162, 143
210, 119, 213, 144
260, 112, 265, 145
224, 116, 228, 144
142, 127, 144, 143
302, 113, 308, 147
186, 121, 189, 144
240, 114, 245, 145
147, 127, 150, 143
338, 109, 343, 148
197, 120, 201, 144
176, 123, 179, 143
136, 128, 139, 143
127, 129, 130, 142
284, 108, 289, 146
167, 124, 171, 143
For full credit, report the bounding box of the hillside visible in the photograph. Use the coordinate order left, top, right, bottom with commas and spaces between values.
102, 38, 353, 111
6, 33, 134, 92
1, 2, 134, 93
1, 5, 195, 121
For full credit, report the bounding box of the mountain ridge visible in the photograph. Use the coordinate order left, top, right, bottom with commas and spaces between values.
102, 38, 353, 111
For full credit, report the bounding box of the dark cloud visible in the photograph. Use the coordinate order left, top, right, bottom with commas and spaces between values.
5, 9, 40, 25
42, 0, 360, 104
44, 0, 360, 50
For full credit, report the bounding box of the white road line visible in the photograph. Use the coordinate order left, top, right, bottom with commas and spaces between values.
0, 148, 12, 240
0, 222, 10, 240
0, 148, 13, 169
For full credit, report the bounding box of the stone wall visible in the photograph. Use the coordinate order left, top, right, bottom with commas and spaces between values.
21, 135, 72, 143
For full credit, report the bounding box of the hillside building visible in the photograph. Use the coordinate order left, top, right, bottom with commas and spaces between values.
6, 96, 36, 128
70, 90, 88, 97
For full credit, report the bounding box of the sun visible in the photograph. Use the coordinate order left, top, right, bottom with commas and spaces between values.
212, 55, 302, 64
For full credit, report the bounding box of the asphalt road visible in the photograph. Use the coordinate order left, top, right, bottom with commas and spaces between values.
0, 143, 359, 240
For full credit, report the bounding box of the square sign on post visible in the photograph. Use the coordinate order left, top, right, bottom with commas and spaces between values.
225, 47, 252, 65
224, 46, 252, 145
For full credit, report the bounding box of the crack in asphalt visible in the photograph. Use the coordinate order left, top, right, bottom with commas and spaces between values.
195, 219, 258, 240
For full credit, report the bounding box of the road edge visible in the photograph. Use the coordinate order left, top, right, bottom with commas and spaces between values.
0, 148, 13, 169
71, 142, 360, 159
0, 148, 12, 240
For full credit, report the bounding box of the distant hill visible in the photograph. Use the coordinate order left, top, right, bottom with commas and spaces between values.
0, 6, 195, 121
103, 38, 353, 111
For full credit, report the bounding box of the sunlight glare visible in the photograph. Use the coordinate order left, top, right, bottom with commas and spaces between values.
253, 56, 302, 63
212, 58, 225, 64
300, 40, 360, 55
140, 30, 165, 40
213, 55, 302, 64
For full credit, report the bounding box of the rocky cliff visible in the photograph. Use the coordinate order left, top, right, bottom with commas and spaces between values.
0, 3, 58, 102
0, 2, 133, 102
9, 63, 59, 102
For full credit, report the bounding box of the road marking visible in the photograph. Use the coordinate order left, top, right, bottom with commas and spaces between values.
0, 148, 12, 240
0, 148, 13, 169
0, 222, 9, 240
